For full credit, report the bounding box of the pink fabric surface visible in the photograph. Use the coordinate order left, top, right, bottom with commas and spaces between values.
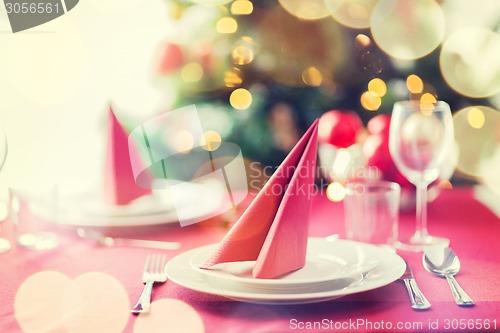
1, 187, 499, 333
203, 119, 319, 278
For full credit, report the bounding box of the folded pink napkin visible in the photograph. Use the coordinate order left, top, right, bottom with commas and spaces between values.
104, 107, 151, 205
202, 119, 319, 278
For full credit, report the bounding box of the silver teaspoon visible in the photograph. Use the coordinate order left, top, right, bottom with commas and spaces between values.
423, 246, 474, 306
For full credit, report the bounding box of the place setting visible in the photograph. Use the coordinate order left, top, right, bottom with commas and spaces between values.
20, 107, 226, 229
4, 107, 226, 251
158, 100, 476, 310
162, 118, 406, 305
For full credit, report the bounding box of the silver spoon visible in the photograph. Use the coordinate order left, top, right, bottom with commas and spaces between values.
423, 246, 474, 306
77, 228, 181, 250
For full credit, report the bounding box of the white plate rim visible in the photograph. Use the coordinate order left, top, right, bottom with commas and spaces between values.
166, 238, 406, 304
189, 241, 374, 288
25, 183, 224, 227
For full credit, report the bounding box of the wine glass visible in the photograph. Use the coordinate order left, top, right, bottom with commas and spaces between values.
389, 101, 454, 251
0, 123, 11, 253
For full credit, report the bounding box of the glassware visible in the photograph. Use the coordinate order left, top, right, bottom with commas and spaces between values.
0, 123, 11, 253
389, 101, 454, 251
11, 185, 60, 250
344, 181, 400, 246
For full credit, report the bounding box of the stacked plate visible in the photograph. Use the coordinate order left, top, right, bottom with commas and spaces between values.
25, 182, 224, 227
165, 237, 406, 304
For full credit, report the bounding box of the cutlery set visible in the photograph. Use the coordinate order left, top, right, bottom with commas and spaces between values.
401, 245, 474, 311
129, 245, 473, 313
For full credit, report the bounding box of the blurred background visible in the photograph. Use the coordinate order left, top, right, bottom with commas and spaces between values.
0, 0, 499, 198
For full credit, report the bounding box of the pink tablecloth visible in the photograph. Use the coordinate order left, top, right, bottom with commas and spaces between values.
1, 187, 499, 333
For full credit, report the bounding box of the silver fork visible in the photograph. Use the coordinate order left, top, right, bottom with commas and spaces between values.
131, 254, 168, 314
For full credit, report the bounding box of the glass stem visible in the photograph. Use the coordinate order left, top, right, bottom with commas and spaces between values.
415, 184, 429, 240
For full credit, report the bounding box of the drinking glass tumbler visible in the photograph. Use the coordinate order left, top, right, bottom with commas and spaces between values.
344, 181, 400, 246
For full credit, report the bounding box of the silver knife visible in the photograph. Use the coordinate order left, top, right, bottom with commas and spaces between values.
400, 261, 431, 310
77, 228, 181, 250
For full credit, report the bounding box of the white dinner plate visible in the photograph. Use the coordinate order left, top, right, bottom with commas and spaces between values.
166, 238, 406, 304
26, 182, 224, 227
189, 240, 379, 290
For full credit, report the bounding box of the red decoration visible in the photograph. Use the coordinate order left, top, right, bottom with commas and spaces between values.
367, 113, 391, 137
365, 114, 413, 190
157, 43, 184, 75
318, 110, 363, 148
363, 134, 392, 173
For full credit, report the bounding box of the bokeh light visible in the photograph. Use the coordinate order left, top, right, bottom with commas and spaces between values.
61, 272, 130, 332
302, 67, 323, 87
174, 129, 195, 153
231, 45, 254, 65
368, 78, 387, 97
230, 88, 252, 110
327, 182, 346, 202
241, 36, 256, 44
371, 0, 445, 60
440, 27, 500, 98
231, 0, 253, 15
134, 299, 204, 333
224, 68, 243, 87
216, 17, 238, 34
467, 107, 486, 129
420, 92, 437, 104
15, 271, 73, 333
406, 74, 424, 94
201, 130, 222, 151
326, 0, 379, 29
181, 62, 204, 82
278, 0, 330, 20
453, 106, 500, 180
438, 179, 453, 189
15, 271, 129, 333
417, 93, 437, 115
360, 91, 381, 111
355, 34, 371, 48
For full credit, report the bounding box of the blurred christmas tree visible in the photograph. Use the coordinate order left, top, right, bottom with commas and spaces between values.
153, 0, 500, 180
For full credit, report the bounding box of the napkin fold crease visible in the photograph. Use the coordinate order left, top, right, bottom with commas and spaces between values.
202, 119, 319, 279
